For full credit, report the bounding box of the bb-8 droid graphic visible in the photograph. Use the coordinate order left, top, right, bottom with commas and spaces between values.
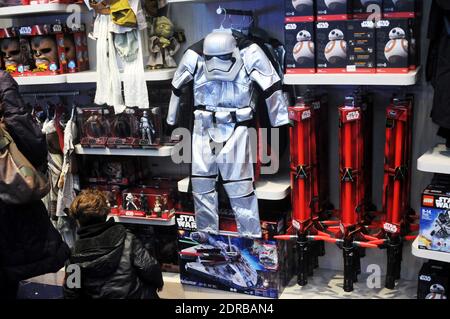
324, 29, 347, 64
384, 27, 408, 64
293, 30, 314, 65
324, 0, 347, 10
359, 0, 381, 7
292, 0, 313, 12
426, 284, 447, 299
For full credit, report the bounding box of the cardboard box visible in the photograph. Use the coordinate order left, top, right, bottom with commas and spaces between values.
316, 0, 352, 21
376, 19, 410, 73
408, 17, 420, 70
316, 20, 348, 73
346, 20, 376, 73
352, 0, 382, 19
417, 261, 450, 299
383, 0, 417, 18
418, 184, 450, 254
285, 22, 316, 74
285, 0, 315, 22
176, 212, 293, 298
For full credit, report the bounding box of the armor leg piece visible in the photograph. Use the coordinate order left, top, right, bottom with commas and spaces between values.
191, 177, 219, 234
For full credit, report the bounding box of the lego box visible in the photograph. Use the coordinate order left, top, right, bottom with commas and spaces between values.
418, 184, 450, 253
316, 0, 352, 21
285, 0, 315, 22
316, 20, 348, 73
376, 19, 410, 73
285, 22, 316, 74
176, 212, 293, 298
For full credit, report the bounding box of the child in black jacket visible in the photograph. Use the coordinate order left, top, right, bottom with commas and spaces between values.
63, 189, 163, 299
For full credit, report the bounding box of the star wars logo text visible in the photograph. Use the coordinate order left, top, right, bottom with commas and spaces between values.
435, 197, 450, 209
177, 214, 197, 230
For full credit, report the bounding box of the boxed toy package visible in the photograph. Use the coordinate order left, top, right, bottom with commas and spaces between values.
176, 211, 293, 298
285, 22, 315, 74
352, 0, 382, 19
346, 20, 376, 73
77, 106, 113, 148
316, 21, 348, 73
316, 0, 352, 21
419, 184, 450, 253
376, 19, 410, 73
383, 0, 417, 18
417, 261, 449, 299
0, 27, 34, 75
285, 0, 315, 22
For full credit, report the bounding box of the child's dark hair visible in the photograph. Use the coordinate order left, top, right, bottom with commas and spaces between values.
70, 189, 109, 226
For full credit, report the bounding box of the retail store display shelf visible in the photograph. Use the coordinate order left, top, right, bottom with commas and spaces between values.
14, 74, 67, 85
178, 174, 291, 201
417, 144, 450, 174
412, 237, 450, 263
284, 68, 420, 86
0, 3, 84, 18
109, 214, 175, 226
74, 144, 174, 157
66, 69, 175, 83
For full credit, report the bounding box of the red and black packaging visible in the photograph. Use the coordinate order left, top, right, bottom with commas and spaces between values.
285, 22, 316, 74
66, 24, 90, 73
285, 0, 315, 22
0, 27, 35, 76
376, 19, 410, 73
316, 20, 348, 73
316, 0, 352, 21
77, 106, 113, 148
383, 0, 418, 18
107, 109, 140, 148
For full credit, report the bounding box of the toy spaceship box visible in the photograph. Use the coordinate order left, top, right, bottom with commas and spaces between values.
418, 184, 450, 254
285, 0, 315, 23
376, 19, 410, 73
346, 19, 376, 73
316, 0, 352, 21
352, 0, 382, 19
316, 20, 348, 73
176, 211, 292, 299
77, 106, 113, 148
285, 21, 316, 74
417, 261, 450, 299
383, 0, 418, 18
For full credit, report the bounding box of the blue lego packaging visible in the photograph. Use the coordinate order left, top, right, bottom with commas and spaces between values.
176, 212, 293, 298
418, 184, 450, 253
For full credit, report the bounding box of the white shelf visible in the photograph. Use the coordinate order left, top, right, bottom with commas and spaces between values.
66, 69, 175, 84
417, 144, 450, 174
178, 175, 290, 201
0, 4, 84, 17
14, 74, 67, 85
74, 144, 174, 157
412, 237, 450, 263
110, 214, 176, 226
283, 68, 420, 86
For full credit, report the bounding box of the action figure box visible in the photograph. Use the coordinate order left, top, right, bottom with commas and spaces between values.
285, 0, 315, 22
117, 186, 177, 220
0, 27, 34, 75
316, 0, 352, 21
82, 158, 140, 186
352, 0, 382, 19
316, 21, 348, 73
376, 19, 410, 73
418, 184, 450, 253
67, 24, 89, 73
417, 261, 450, 299
77, 106, 113, 148
383, 0, 417, 18
285, 22, 316, 74
346, 20, 376, 73
176, 211, 293, 299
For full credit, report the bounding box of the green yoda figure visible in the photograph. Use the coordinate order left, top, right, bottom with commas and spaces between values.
148, 16, 180, 69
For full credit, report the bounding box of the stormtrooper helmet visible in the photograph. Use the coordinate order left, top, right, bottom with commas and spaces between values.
203, 30, 243, 81
328, 29, 344, 41
389, 27, 406, 40
297, 30, 312, 42
143, 110, 148, 117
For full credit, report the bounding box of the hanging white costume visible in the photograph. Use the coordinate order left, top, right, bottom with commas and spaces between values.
167, 30, 289, 238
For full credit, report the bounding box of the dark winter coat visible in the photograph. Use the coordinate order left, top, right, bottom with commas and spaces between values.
0, 71, 70, 292
63, 218, 164, 299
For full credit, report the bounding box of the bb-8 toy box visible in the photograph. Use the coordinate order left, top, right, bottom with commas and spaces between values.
285, 21, 316, 74
315, 20, 348, 73
285, 0, 315, 23
418, 184, 450, 254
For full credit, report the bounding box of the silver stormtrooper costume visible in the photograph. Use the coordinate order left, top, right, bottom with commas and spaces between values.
167, 30, 288, 238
